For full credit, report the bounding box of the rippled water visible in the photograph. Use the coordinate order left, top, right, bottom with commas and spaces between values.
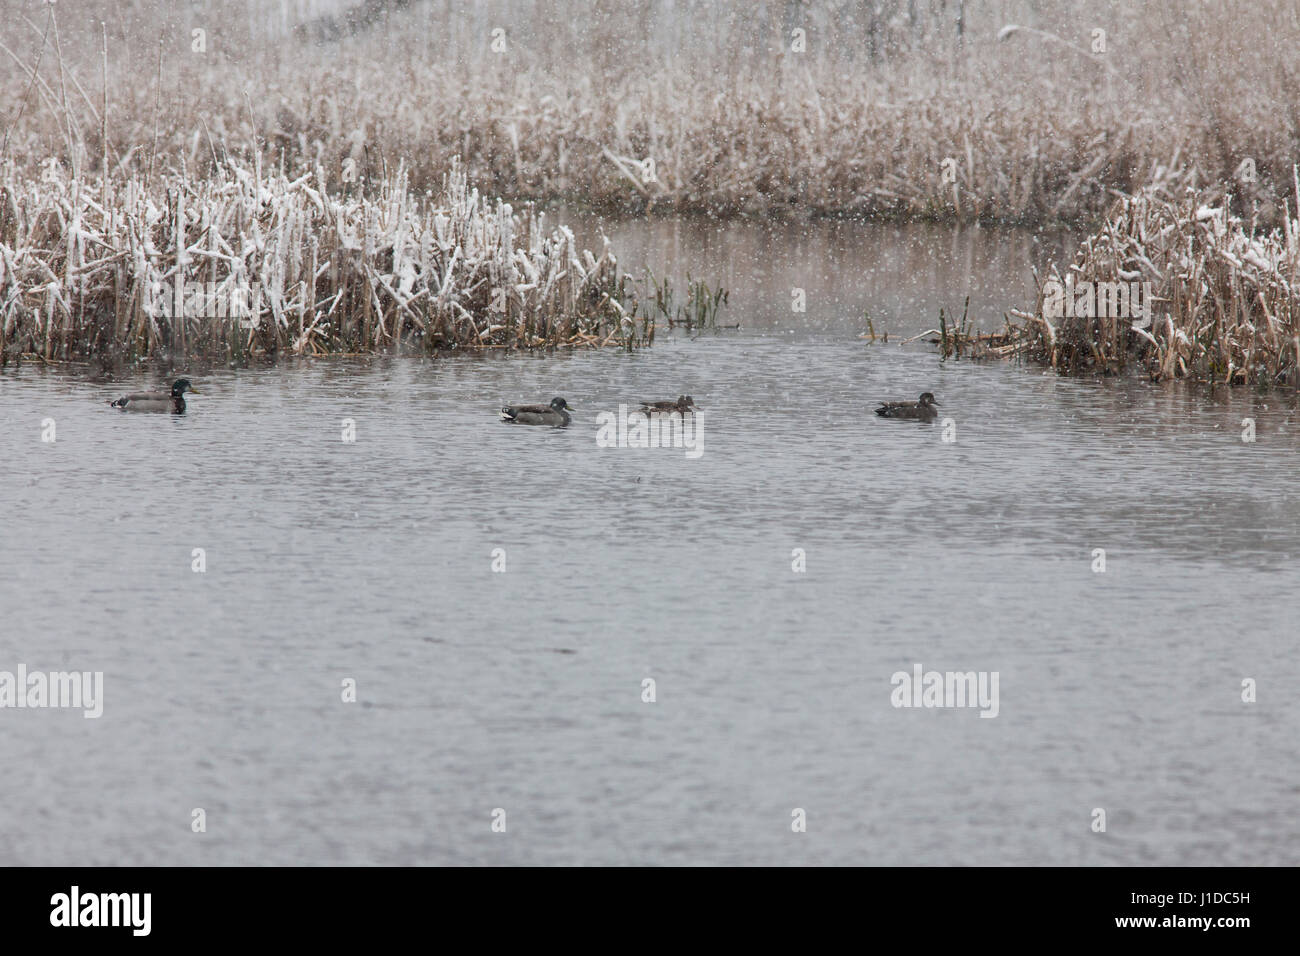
2, 221, 1299, 865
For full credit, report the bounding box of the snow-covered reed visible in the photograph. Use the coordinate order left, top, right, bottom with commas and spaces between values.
1012, 174, 1300, 386
0, 157, 652, 361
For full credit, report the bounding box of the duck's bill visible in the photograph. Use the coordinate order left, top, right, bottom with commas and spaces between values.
188, 387, 201, 394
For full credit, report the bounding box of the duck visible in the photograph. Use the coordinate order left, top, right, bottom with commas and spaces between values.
875, 392, 940, 422
639, 395, 698, 413
500, 396, 574, 426
109, 379, 200, 413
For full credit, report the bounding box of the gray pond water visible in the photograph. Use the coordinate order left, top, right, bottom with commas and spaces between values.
2, 220, 1299, 866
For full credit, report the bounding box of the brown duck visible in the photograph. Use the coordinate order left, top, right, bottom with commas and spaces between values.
875, 392, 940, 422
639, 395, 698, 413
500, 397, 575, 426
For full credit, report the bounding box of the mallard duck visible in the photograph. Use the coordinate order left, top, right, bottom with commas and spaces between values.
500, 396, 574, 426
109, 379, 200, 413
639, 395, 698, 413
875, 392, 940, 422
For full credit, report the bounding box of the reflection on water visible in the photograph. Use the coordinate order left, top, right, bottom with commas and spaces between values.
1, 219, 1298, 866
555, 211, 1077, 336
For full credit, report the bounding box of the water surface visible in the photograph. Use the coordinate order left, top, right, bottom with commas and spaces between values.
2, 220, 1298, 866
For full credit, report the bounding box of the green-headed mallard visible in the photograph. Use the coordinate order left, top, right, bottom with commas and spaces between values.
875, 392, 940, 422
639, 395, 698, 413
109, 379, 200, 413
500, 396, 574, 426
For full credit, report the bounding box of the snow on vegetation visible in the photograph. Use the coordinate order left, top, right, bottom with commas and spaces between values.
0, 0, 1296, 375
0, 156, 655, 360
1012, 175, 1300, 386
1, 0, 1296, 223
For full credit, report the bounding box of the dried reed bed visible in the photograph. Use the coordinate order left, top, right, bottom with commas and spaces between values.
1012, 176, 1300, 386
2, 0, 1297, 224
0, 157, 656, 361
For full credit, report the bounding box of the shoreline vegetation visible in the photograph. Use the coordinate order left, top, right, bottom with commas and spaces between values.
0, 157, 732, 362
927, 179, 1300, 387
0, 1, 1297, 384
1011, 181, 1300, 387
1, 1, 1296, 226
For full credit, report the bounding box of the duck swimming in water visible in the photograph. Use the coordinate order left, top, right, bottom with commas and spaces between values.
109, 379, 200, 413
500, 396, 575, 426
875, 392, 940, 422
639, 395, 698, 413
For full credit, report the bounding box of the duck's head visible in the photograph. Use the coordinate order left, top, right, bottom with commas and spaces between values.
550, 397, 574, 411
919, 392, 938, 406
680, 395, 698, 409
173, 379, 199, 396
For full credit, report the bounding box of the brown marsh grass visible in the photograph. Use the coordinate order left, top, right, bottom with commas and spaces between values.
1011, 175, 1300, 386
1, 0, 1297, 224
